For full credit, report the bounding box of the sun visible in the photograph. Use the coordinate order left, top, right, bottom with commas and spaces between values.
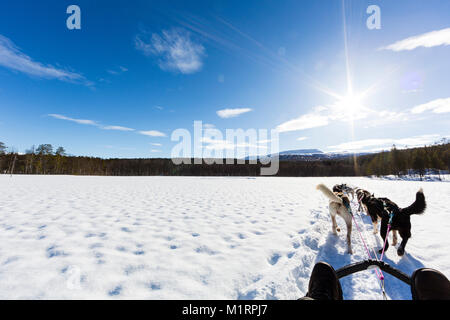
336, 93, 364, 114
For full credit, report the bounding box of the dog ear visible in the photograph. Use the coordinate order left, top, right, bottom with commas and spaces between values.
372, 193, 374, 197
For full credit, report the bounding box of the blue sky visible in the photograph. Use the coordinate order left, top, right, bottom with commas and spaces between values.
1, 0, 449, 158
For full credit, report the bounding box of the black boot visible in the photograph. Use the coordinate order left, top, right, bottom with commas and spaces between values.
304, 262, 343, 300
411, 268, 450, 300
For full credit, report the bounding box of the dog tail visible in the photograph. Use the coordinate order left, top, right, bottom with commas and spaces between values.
316, 183, 343, 204
402, 188, 426, 216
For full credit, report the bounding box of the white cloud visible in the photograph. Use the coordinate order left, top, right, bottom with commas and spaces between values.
216, 108, 252, 118
201, 137, 265, 151
0, 34, 84, 82
203, 123, 216, 129
135, 28, 205, 74
328, 138, 392, 152
151, 149, 161, 153
276, 112, 329, 132
297, 136, 308, 141
395, 135, 442, 146
48, 114, 98, 126
139, 130, 166, 137
276, 99, 411, 133
151, 143, 162, 146
102, 125, 135, 131
49, 114, 137, 133
327, 134, 442, 153
381, 28, 450, 51
107, 66, 128, 75
411, 97, 450, 114
257, 139, 274, 144
363, 110, 409, 128
50, 114, 169, 141
201, 137, 235, 150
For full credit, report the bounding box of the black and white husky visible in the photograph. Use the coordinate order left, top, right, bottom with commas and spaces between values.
333, 184, 355, 200
359, 189, 426, 256
317, 184, 353, 254
356, 188, 380, 233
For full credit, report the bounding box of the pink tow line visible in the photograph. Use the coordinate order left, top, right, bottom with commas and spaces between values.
351, 214, 385, 281
352, 193, 385, 281
379, 224, 391, 262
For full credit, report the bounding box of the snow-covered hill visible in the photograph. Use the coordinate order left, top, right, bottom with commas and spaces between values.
0, 175, 448, 299
278, 149, 323, 156
248, 149, 370, 161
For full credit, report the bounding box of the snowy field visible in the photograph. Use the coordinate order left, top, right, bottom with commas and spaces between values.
0, 175, 449, 300
371, 174, 450, 182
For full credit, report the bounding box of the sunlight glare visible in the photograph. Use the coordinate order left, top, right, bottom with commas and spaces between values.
338, 93, 364, 114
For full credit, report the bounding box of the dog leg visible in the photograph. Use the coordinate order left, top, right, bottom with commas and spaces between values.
331, 214, 339, 234
379, 222, 389, 254
346, 220, 353, 254
392, 230, 398, 246
372, 220, 378, 234
329, 205, 340, 234
397, 227, 411, 256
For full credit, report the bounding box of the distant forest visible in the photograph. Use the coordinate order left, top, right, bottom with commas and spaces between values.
1, 140, 449, 178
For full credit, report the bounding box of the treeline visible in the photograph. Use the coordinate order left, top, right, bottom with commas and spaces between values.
356, 142, 449, 177
1, 141, 449, 177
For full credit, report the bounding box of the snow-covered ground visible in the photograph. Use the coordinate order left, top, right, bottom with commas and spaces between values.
0, 175, 449, 300
370, 174, 450, 182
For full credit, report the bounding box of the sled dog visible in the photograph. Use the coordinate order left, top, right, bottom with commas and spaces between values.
359, 189, 426, 256
356, 188, 380, 234
317, 183, 353, 254
333, 184, 355, 200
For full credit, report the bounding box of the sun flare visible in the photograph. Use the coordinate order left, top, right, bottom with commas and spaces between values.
336, 93, 364, 114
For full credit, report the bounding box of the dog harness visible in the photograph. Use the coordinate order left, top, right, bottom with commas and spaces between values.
381, 200, 396, 225
343, 201, 352, 216
379, 201, 395, 262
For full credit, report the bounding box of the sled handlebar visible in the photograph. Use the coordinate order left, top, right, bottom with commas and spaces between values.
336, 259, 411, 285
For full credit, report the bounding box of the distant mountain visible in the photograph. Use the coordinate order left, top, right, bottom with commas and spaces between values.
247, 149, 371, 161
278, 149, 323, 156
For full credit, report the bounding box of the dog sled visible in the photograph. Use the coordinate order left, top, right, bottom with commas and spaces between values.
335, 259, 450, 300
336, 259, 410, 284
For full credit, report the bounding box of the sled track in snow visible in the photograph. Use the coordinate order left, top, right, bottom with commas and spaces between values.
237, 199, 411, 300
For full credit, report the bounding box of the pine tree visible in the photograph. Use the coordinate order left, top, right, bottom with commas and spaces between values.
0, 142, 6, 155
